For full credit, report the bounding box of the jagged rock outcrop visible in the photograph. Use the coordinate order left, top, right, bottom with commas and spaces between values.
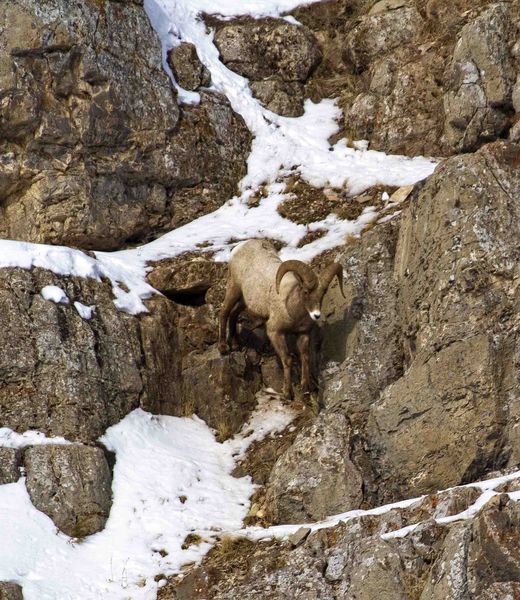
161, 479, 520, 599
167, 43, 211, 91
213, 17, 322, 116
263, 412, 363, 523
0, 0, 250, 250
25, 445, 112, 537
293, 0, 520, 156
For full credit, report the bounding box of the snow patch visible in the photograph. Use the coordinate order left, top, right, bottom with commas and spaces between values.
74, 301, 96, 320
225, 391, 297, 461
0, 429, 72, 450
0, 394, 295, 599
40, 285, 69, 305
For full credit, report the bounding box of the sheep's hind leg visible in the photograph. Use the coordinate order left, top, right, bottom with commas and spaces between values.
267, 327, 293, 400
228, 300, 244, 350
219, 282, 242, 354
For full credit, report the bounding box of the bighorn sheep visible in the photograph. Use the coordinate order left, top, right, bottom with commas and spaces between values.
219, 239, 344, 399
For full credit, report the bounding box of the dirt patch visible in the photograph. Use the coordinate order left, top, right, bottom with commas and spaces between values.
158, 536, 287, 600
297, 228, 328, 248
278, 179, 397, 226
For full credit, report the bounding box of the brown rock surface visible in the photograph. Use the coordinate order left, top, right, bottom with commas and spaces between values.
167, 43, 211, 91
0, 1, 250, 249
24, 444, 112, 537
213, 17, 321, 116
263, 412, 363, 523
0, 583, 23, 600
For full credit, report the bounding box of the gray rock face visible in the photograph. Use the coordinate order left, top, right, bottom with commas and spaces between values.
367, 141, 520, 501
0, 268, 143, 443
321, 218, 402, 419
0, 1, 250, 250
0, 448, 21, 485
0, 583, 23, 600
443, 3, 517, 151
161, 484, 520, 600
180, 347, 261, 441
214, 17, 321, 116
167, 43, 211, 91
344, 5, 423, 72
264, 412, 363, 524
168, 92, 251, 231
25, 445, 112, 537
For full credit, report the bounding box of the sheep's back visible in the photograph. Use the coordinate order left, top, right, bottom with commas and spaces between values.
229, 240, 281, 319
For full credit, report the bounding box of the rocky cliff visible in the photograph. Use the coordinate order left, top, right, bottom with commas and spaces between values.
0, 0, 519, 598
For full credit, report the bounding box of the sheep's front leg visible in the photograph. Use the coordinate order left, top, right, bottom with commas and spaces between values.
219, 282, 241, 354
267, 327, 293, 400
296, 333, 311, 395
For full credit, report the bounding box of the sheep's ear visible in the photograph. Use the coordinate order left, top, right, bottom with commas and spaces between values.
319, 263, 345, 298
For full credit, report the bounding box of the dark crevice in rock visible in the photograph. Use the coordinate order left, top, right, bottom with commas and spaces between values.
161, 284, 210, 307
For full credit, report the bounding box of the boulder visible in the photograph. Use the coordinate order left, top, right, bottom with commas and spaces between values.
343, 5, 423, 72
264, 412, 363, 523
214, 17, 321, 116
24, 445, 112, 537
214, 18, 321, 82
167, 43, 211, 91
443, 3, 517, 152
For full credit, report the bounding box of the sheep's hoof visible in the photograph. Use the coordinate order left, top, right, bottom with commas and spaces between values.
282, 387, 293, 403
218, 341, 230, 355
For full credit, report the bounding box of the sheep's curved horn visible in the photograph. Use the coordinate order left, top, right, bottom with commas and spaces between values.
318, 263, 345, 299
276, 260, 318, 294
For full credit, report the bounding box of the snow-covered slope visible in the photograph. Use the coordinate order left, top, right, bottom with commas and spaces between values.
0, 397, 295, 599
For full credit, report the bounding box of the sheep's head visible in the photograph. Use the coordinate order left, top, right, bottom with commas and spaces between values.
276, 260, 343, 321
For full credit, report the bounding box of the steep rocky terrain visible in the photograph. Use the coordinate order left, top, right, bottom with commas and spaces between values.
0, 0, 519, 598
0, 0, 250, 249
